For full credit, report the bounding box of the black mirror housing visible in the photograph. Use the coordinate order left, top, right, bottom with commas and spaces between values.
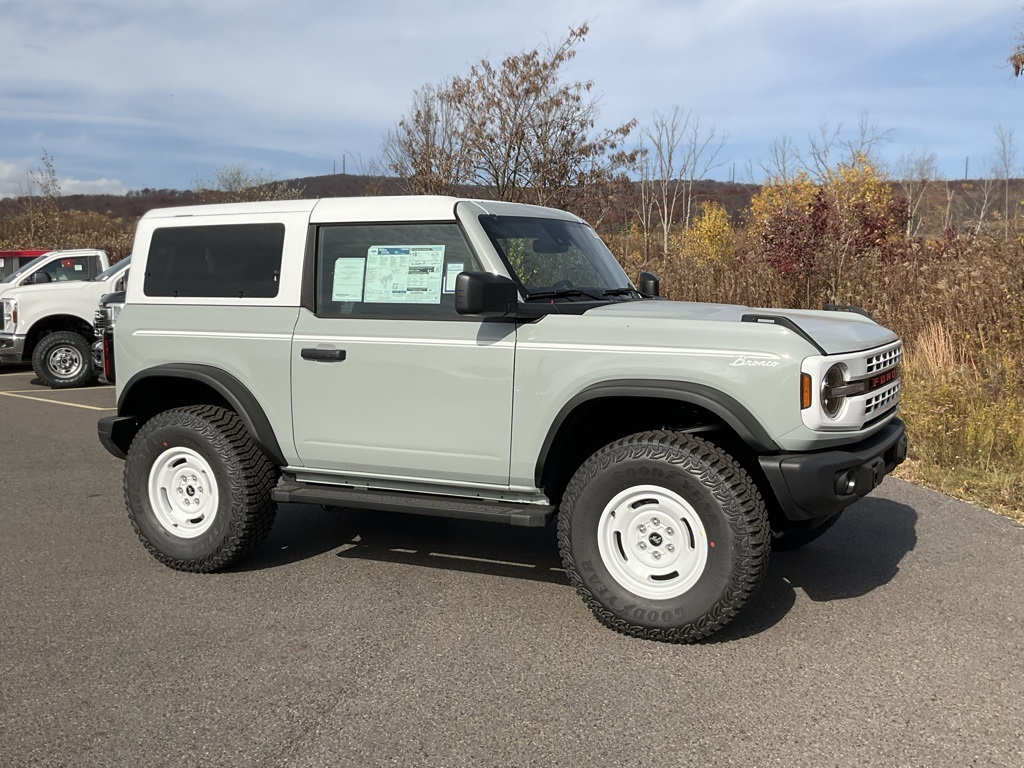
455, 272, 520, 316
27, 271, 52, 285
638, 271, 660, 297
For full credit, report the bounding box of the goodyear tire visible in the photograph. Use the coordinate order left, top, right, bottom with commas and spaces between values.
32, 330, 97, 389
557, 431, 770, 643
772, 511, 843, 551
124, 405, 278, 572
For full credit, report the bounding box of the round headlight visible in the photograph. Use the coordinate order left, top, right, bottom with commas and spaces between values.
821, 364, 846, 418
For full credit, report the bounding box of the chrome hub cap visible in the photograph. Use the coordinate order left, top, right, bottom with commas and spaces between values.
48, 345, 84, 379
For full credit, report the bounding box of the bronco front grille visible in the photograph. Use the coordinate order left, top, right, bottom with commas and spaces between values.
867, 345, 902, 374
865, 379, 901, 416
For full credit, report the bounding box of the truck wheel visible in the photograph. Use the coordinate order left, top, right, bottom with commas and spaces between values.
772, 511, 843, 551
124, 405, 278, 572
557, 431, 770, 643
32, 331, 97, 389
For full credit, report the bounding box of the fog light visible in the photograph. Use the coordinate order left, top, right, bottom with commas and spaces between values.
835, 470, 858, 495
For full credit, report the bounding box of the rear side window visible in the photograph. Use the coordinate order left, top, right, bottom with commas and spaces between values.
144, 223, 285, 298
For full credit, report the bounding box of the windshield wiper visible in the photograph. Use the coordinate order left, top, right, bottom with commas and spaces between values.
527, 287, 605, 302
600, 287, 647, 299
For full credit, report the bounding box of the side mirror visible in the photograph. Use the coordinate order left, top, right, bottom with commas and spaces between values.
27, 271, 52, 285
638, 271, 660, 297
455, 272, 519, 316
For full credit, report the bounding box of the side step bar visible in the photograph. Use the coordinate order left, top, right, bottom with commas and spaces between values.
272, 481, 556, 528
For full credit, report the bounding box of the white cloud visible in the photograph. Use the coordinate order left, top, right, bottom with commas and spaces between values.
0, 160, 33, 199
61, 177, 127, 196
0, 159, 125, 199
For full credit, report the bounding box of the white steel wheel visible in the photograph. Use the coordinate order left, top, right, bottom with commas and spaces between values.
147, 446, 220, 539
597, 484, 708, 600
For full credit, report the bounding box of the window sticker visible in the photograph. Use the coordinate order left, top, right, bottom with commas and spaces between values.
364, 245, 445, 304
332, 257, 366, 302
444, 261, 464, 294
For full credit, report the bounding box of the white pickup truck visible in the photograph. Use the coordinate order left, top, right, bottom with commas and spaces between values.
0, 255, 130, 388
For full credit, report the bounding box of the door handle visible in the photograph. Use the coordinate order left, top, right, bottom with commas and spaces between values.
300, 347, 347, 362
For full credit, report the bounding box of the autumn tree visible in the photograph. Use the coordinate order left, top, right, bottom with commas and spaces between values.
636, 107, 727, 257
193, 164, 305, 204
992, 123, 1019, 237
0, 151, 134, 257
0, 151, 66, 249
751, 156, 905, 307
381, 24, 638, 221
893, 149, 939, 238
1011, 11, 1023, 76
683, 201, 733, 265
381, 81, 470, 197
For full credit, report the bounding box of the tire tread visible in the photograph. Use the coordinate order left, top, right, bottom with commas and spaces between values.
557, 430, 769, 643
124, 405, 278, 572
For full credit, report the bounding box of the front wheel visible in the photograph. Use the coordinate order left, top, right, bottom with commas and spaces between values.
124, 405, 279, 572
558, 431, 770, 643
32, 330, 97, 388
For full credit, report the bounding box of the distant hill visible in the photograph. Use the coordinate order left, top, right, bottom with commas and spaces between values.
1, 175, 1020, 239
0, 175, 760, 227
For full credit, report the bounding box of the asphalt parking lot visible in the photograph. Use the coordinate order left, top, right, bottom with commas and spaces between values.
1, 365, 1022, 767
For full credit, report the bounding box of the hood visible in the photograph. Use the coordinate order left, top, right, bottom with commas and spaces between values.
587, 300, 898, 355
0, 279, 98, 299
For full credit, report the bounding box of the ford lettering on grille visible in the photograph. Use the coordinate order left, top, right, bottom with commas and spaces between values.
869, 367, 900, 390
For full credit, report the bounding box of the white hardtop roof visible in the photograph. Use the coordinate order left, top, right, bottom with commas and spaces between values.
140, 195, 583, 224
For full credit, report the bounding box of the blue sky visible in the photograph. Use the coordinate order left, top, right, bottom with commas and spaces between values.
0, 0, 1020, 197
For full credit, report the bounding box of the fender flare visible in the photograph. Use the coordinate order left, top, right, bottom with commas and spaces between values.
118, 363, 286, 466
534, 379, 780, 488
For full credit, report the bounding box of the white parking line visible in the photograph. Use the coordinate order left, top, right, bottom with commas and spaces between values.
2, 388, 113, 394
0, 391, 116, 411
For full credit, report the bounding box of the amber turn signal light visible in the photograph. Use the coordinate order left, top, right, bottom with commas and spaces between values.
800, 373, 813, 409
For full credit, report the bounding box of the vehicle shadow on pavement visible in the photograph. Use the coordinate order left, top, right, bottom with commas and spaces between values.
239, 502, 567, 585
239, 497, 918, 638
704, 497, 918, 643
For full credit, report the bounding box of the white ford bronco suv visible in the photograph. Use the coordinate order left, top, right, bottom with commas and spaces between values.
97, 196, 906, 643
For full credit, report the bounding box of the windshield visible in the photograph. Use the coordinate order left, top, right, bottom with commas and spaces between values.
1, 253, 49, 284
93, 257, 130, 281
479, 215, 634, 300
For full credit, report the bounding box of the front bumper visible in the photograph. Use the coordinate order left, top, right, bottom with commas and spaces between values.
98, 415, 138, 460
759, 418, 907, 521
0, 333, 26, 363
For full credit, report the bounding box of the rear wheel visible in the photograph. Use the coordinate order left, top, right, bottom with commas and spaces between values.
558, 431, 770, 643
124, 405, 278, 572
32, 330, 97, 388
